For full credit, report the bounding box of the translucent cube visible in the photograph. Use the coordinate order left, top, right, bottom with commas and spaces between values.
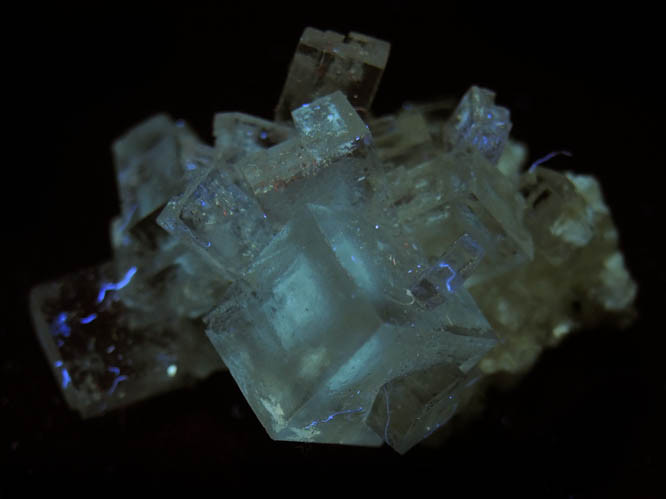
275, 27, 390, 121
205, 204, 497, 452
112, 114, 198, 228
29, 262, 223, 418
443, 86, 512, 165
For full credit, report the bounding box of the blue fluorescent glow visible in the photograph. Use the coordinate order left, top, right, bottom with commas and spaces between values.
185, 161, 197, 171
108, 366, 120, 375
437, 261, 456, 292
259, 131, 268, 140
61, 368, 71, 389
117, 204, 137, 234
51, 312, 71, 338
80, 313, 97, 324
108, 375, 128, 395
375, 224, 379, 229
97, 266, 138, 303
200, 200, 207, 207
528, 150, 573, 172
301, 103, 310, 108
351, 255, 357, 262
305, 407, 364, 429
106, 345, 115, 354
54, 360, 63, 368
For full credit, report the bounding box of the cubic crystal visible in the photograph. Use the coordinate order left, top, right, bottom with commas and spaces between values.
275, 27, 390, 121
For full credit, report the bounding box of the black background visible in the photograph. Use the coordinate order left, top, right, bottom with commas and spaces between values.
3, 2, 664, 496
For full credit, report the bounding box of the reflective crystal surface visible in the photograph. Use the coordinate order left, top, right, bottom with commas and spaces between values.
205, 204, 496, 453
443, 86, 512, 165
275, 27, 390, 121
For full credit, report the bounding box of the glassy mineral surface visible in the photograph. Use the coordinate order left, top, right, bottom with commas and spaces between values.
30, 26, 636, 452
30, 262, 223, 418
204, 203, 496, 453
275, 27, 390, 121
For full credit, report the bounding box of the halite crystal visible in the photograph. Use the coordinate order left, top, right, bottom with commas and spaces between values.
443, 86, 513, 164
29, 27, 636, 452
29, 262, 222, 417
205, 203, 496, 452
275, 27, 390, 121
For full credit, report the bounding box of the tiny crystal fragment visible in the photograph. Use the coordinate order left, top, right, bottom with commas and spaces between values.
443, 86, 513, 165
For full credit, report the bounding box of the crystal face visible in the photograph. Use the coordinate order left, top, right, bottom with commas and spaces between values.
29, 26, 636, 453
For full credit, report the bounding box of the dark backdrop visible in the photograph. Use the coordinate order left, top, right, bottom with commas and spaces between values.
3, 3, 663, 495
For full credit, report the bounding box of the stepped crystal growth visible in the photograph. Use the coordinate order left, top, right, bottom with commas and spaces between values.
30, 27, 636, 453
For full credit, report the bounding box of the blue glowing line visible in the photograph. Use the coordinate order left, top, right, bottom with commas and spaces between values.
61, 368, 71, 389
80, 313, 97, 324
107, 366, 120, 375
97, 266, 138, 303
305, 407, 364, 429
528, 150, 573, 172
52, 312, 71, 338
107, 375, 128, 395
437, 261, 456, 292
117, 204, 137, 233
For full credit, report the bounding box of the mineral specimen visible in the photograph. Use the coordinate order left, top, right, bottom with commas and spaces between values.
29, 27, 636, 453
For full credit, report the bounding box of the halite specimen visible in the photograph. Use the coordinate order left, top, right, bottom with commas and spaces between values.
29, 27, 636, 452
